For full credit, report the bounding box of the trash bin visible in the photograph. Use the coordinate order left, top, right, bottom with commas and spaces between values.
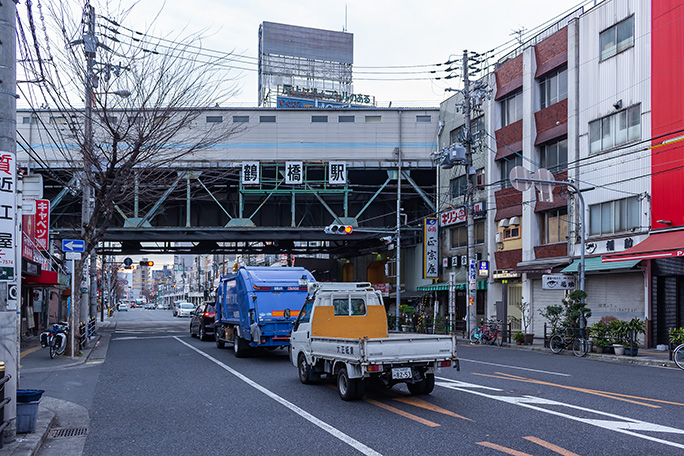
16, 389, 44, 433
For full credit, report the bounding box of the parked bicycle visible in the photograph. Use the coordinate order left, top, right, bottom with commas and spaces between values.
40, 322, 69, 359
549, 326, 589, 357
469, 319, 503, 346
674, 343, 684, 370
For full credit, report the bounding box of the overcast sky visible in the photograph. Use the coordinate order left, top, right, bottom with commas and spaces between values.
116, 0, 594, 108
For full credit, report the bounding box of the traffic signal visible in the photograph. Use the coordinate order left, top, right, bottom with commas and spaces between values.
324, 224, 353, 235
139, 260, 154, 267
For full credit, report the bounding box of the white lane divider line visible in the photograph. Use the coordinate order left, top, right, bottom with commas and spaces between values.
174, 337, 383, 456
457, 358, 571, 377
438, 382, 684, 450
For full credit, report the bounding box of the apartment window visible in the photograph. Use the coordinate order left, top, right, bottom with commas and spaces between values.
312, 115, 328, 123
589, 105, 641, 153
416, 115, 432, 123
501, 91, 523, 127
600, 16, 634, 61
451, 222, 485, 248
338, 115, 355, 123
365, 115, 382, 123
49, 116, 67, 124
503, 226, 520, 240
450, 175, 468, 198
22, 116, 38, 124
539, 209, 568, 244
589, 196, 640, 236
540, 138, 568, 172
105, 116, 118, 124
499, 154, 523, 188
206, 116, 223, 123
233, 116, 250, 123
450, 116, 484, 145
259, 115, 276, 123
539, 67, 568, 109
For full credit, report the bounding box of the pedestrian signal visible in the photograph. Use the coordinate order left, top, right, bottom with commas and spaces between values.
324, 224, 353, 235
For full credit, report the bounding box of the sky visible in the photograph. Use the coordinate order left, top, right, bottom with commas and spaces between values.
114, 0, 593, 108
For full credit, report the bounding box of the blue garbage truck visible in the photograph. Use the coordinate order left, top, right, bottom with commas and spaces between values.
214, 266, 316, 357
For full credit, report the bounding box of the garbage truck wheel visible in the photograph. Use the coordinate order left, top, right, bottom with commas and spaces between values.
233, 333, 248, 358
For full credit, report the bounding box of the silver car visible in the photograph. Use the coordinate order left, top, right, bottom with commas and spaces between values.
177, 303, 195, 317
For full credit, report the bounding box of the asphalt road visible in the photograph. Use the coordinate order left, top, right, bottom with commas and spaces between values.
29, 308, 684, 455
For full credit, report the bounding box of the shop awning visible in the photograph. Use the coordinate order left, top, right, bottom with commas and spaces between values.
416, 281, 487, 292
24, 270, 69, 287
562, 256, 641, 273
602, 230, 684, 262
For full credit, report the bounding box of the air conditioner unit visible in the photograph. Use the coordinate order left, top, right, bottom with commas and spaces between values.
495, 232, 503, 243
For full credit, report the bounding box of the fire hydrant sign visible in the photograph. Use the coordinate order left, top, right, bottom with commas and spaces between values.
0, 151, 16, 280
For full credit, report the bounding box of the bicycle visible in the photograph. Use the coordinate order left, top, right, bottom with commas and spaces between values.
674, 343, 684, 370
40, 322, 69, 359
549, 326, 589, 357
469, 319, 503, 346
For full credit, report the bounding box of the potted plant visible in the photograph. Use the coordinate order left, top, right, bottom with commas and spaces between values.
513, 301, 534, 344
513, 332, 525, 345
399, 304, 415, 332
609, 319, 628, 356
589, 319, 613, 353
669, 327, 684, 349
624, 317, 645, 356
433, 314, 446, 334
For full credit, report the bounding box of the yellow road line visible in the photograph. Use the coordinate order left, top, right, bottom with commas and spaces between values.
20, 345, 43, 359
392, 396, 474, 421
524, 436, 581, 456
476, 441, 533, 456
364, 398, 440, 427
473, 371, 682, 408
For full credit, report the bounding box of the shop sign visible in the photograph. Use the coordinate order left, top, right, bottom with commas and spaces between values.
542, 274, 576, 290
478, 260, 489, 277
241, 162, 260, 184
0, 151, 16, 280
35, 199, 50, 250
440, 202, 485, 227
492, 270, 520, 280
423, 217, 439, 279
373, 282, 390, 297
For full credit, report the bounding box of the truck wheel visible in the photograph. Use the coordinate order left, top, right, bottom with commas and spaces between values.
233, 333, 248, 358
215, 329, 225, 349
298, 354, 316, 384
337, 366, 363, 401
407, 373, 435, 395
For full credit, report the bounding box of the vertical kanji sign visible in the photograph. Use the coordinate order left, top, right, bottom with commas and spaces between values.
285, 161, 303, 184
424, 217, 439, 279
0, 151, 16, 280
329, 162, 346, 184
241, 162, 260, 185
35, 199, 50, 250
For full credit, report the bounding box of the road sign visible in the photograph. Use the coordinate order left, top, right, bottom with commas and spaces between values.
509, 166, 531, 192
62, 239, 85, 253
123, 257, 133, 267
65, 252, 82, 260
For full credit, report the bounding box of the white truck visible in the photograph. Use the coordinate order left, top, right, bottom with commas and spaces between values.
290, 282, 459, 401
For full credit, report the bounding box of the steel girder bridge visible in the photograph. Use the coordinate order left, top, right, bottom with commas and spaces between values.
45, 163, 437, 258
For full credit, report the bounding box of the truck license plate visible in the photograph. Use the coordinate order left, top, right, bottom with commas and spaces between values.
391, 367, 412, 380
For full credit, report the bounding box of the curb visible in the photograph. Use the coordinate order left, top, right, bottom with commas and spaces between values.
2, 408, 55, 456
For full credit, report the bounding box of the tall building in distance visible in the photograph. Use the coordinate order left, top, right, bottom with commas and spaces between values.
258, 21, 374, 108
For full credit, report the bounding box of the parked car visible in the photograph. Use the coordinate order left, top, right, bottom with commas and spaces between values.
177, 303, 195, 318
118, 303, 128, 312
190, 303, 216, 341
157, 303, 170, 310
144, 302, 156, 310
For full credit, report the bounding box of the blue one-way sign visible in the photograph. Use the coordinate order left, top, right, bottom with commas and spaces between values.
62, 239, 85, 253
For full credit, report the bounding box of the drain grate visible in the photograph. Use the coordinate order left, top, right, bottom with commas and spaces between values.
49, 427, 88, 438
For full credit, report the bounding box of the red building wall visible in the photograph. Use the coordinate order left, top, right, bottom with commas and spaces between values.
652, 1, 684, 228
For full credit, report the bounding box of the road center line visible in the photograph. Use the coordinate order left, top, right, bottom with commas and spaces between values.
174, 337, 382, 456
457, 358, 571, 377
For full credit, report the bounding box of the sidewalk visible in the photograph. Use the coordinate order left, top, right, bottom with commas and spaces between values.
462, 336, 678, 368
0, 316, 113, 456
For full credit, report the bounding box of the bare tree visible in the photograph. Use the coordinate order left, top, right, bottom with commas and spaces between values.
17, 0, 244, 340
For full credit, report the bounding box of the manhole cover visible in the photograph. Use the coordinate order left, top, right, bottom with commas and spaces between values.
49, 427, 88, 438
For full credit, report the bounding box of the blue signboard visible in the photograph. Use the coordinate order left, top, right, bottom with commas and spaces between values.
62, 239, 85, 253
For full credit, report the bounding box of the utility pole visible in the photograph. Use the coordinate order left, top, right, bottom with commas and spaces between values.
0, 0, 18, 440
463, 50, 477, 336
81, 3, 97, 327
